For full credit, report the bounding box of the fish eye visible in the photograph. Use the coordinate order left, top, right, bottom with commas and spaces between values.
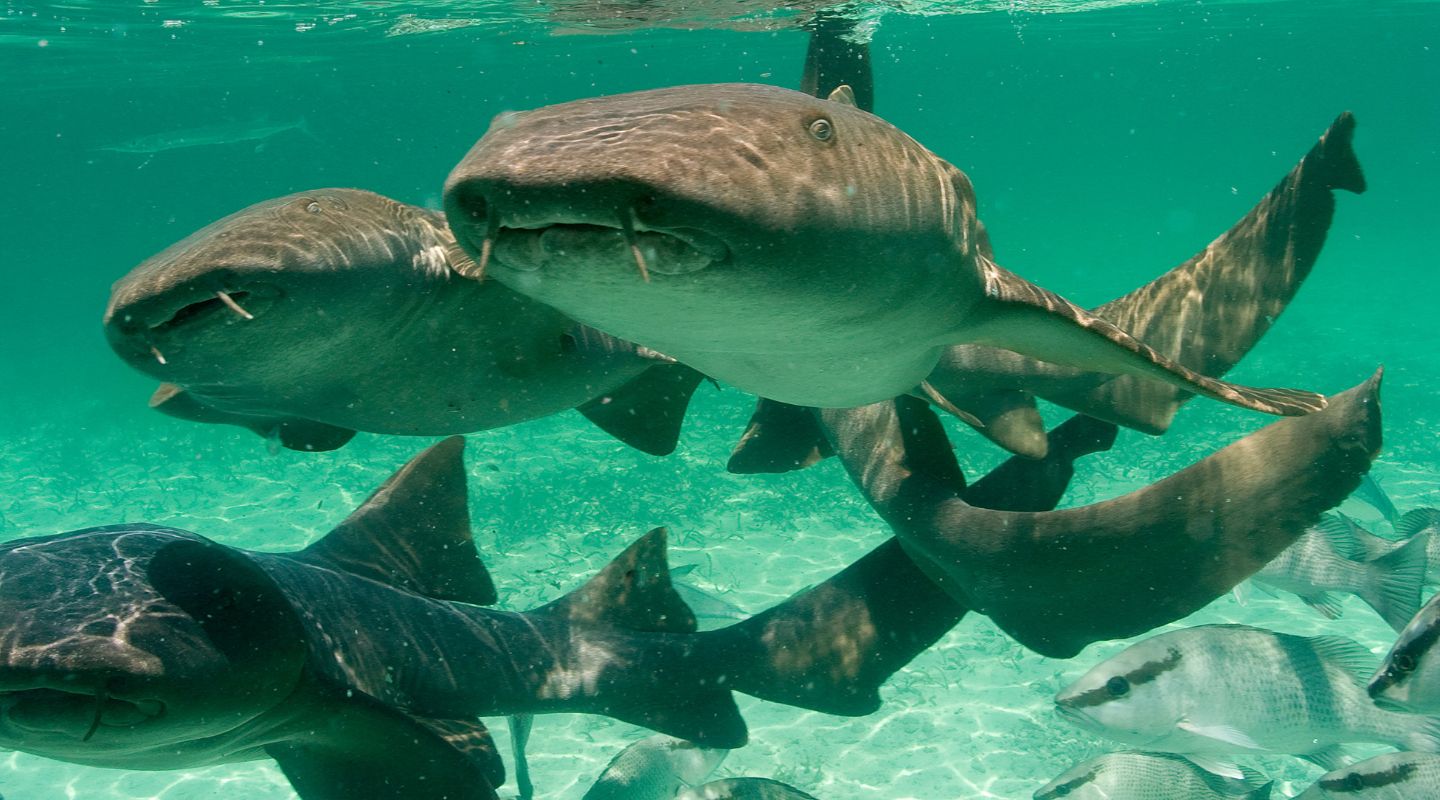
1105, 676, 1130, 697
1395, 653, 1417, 672
1345, 773, 1364, 791
305, 201, 322, 214
809, 118, 834, 142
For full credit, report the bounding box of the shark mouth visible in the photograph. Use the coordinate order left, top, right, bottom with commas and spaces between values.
0, 684, 164, 740
108, 285, 277, 368
459, 203, 729, 283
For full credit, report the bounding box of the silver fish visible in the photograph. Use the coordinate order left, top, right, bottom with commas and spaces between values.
1034, 752, 1271, 800
678, 778, 820, 799
1253, 517, 1427, 630
1056, 624, 1440, 768
1354, 473, 1401, 526
1295, 752, 1440, 799
1369, 591, 1440, 714
582, 735, 727, 800
96, 117, 316, 153
671, 565, 748, 624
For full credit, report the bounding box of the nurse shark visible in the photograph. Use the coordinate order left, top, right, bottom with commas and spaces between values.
0, 438, 966, 799
443, 83, 1328, 425
103, 189, 701, 455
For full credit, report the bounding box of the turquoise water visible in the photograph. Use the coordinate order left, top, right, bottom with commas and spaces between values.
2, 1, 1439, 798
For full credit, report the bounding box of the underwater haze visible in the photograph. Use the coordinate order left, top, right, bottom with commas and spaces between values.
2, 1, 1439, 798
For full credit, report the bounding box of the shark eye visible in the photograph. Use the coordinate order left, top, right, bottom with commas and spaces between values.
809, 118, 834, 142
1345, 773, 1364, 791
1395, 653, 1417, 673
1105, 676, 1130, 697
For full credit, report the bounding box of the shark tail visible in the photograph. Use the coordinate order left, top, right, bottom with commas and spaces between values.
1357, 532, 1429, 631
698, 538, 967, 716
1312, 111, 1366, 194
535, 528, 748, 749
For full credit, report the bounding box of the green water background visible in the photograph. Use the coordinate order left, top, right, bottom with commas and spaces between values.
1, 1, 1438, 798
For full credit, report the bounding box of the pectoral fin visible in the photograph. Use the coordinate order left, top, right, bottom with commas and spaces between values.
269, 694, 502, 800
727, 399, 833, 474
963, 259, 1326, 418
149, 383, 356, 451
577, 364, 704, 455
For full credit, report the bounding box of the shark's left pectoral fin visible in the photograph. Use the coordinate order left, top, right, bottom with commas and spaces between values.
726, 398, 834, 474
963, 259, 1327, 418
297, 436, 497, 606
269, 693, 503, 800
577, 363, 706, 456
149, 383, 356, 451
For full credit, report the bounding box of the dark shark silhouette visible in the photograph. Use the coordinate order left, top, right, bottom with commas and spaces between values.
0, 437, 978, 800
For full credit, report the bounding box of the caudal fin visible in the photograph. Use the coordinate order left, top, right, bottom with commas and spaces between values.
1359, 533, 1429, 631
1037, 112, 1365, 431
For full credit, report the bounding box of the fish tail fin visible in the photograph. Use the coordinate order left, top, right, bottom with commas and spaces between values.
295, 116, 325, 145
1360, 533, 1430, 631
1312, 111, 1366, 194
534, 528, 747, 749
1400, 716, 1440, 754
699, 538, 966, 716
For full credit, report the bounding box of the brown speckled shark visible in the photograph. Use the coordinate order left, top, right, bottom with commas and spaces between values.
103, 189, 700, 454
443, 83, 1327, 428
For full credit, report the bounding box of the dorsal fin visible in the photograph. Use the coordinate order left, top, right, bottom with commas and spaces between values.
536, 527, 695, 633
826, 84, 858, 107
296, 436, 497, 606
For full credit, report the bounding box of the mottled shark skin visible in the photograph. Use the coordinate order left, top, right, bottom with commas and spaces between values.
728, 111, 1364, 471
820, 369, 1384, 658
444, 83, 1327, 429
103, 189, 701, 455
0, 437, 978, 799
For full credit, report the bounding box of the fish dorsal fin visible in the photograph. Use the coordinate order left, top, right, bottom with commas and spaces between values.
1313, 513, 1370, 561
536, 527, 696, 634
577, 364, 705, 456
1306, 634, 1380, 682
298, 437, 497, 606
1396, 507, 1440, 539
826, 84, 858, 107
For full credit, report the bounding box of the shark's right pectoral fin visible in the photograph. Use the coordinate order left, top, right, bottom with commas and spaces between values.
269, 693, 503, 800
962, 262, 1327, 419
149, 383, 356, 451
577, 363, 706, 456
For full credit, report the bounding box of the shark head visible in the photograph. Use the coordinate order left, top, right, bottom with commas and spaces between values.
100, 189, 524, 449
0, 525, 307, 769
443, 83, 981, 380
